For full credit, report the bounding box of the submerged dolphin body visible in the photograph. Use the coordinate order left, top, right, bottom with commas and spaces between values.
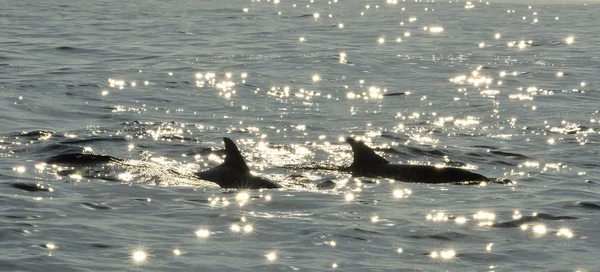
346, 138, 489, 184
196, 138, 281, 189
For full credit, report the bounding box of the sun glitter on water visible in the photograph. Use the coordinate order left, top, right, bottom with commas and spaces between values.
131, 248, 149, 266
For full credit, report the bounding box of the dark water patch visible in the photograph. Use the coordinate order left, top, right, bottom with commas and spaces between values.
492, 213, 578, 228
45, 153, 123, 166
563, 201, 600, 210
383, 92, 406, 97
56, 46, 77, 51
81, 202, 112, 210
77, 83, 100, 88
407, 231, 468, 241
491, 160, 518, 166
316, 180, 336, 189
90, 243, 112, 248
488, 150, 530, 160
56, 169, 122, 182
158, 135, 195, 141
48, 68, 76, 75
352, 227, 380, 235
184, 199, 209, 204
294, 14, 314, 18
5, 215, 41, 220
54, 46, 98, 53
18, 130, 54, 139
380, 132, 409, 142
8, 182, 52, 192
472, 145, 498, 150
333, 233, 369, 242
59, 136, 127, 145
380, 147, 409, 157
457, 252, 510, 262
404, 146, 447, 157
32, 143, 82, 156
9, 229, 34, 236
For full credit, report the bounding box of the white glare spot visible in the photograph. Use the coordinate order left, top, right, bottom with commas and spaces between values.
265, 252, 277, 261
566, 36, 574, 44
195, 229, 210, 238
344, 193, 354, 202
132, 249, 147, 264
393, 190, 404, 198
557, 228, 574, 239
236, 192, 250, 202
533, 224, 547, 235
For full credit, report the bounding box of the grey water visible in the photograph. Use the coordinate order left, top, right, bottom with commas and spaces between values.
1, 0, 599, 271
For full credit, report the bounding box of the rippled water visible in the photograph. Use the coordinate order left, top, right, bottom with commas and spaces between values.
1, 0, 599, 271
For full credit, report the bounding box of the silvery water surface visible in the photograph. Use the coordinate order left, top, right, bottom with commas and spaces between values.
1, 0, 599, 271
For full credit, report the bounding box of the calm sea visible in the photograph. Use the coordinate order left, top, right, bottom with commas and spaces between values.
1, 0, 599, 271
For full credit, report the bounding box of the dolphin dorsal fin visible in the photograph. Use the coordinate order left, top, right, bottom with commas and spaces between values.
221, 137, 250, 173
346, 138, 389, 168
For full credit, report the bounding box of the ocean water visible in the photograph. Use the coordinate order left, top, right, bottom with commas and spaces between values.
1, 0, 599, 271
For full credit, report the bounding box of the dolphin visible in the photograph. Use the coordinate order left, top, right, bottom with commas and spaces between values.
196, 137, 281, 189
346, 138, 490, 184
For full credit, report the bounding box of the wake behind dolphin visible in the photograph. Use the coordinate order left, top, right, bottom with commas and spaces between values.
195, 137, 281, 189
346, 138, 490, 184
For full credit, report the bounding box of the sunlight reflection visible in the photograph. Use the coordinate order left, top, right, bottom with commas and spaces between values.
431, 249, 456, 260
131, 248, 148, 265
236, 192, 250, 202
565, 36, 574, 44
265, 251, 277, 262
344, 193, 354, 202
14, 166, 26, 173
533, 224, 547, 236
426, 212, 449, 222
195, 229, 210, 238
557, 228, 574, 239
429, 26, 444, 33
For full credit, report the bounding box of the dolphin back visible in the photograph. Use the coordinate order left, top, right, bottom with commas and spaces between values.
346, 137, 490, 184
222, 137, 250, 173
195, 138, 281, 189
346, 138, 389, 174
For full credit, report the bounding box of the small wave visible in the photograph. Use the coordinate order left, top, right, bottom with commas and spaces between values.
8, 183, 53, 192
55, 46, 77, 51
45, 153, 123, 166
408, 231, 469, 241
81, 202, 112, 210
492, 213, 578, 228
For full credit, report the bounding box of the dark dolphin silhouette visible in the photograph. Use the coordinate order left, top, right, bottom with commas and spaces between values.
196, 138, 281, 189
346, 138, 489, 184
